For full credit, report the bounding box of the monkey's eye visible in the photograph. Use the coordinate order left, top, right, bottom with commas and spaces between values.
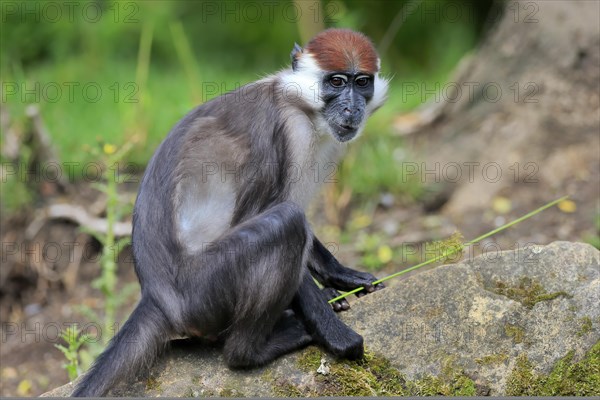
330, 75, 347, 88
355, 76, 371, 87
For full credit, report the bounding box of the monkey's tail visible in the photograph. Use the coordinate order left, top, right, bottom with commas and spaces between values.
71, 297, 169, 397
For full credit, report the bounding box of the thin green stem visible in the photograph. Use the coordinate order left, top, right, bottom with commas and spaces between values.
328, 195, 569, 304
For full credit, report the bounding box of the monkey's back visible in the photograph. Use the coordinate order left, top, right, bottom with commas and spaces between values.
132, 77, 298, 284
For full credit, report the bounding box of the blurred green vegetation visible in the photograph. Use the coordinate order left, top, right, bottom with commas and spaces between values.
1, 0, 495, 210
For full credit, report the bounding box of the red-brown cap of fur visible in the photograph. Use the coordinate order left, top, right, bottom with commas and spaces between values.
303, 29, 379, 73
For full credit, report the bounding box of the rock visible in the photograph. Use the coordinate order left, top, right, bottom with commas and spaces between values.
43, 241, 599, 396
346, 241, 599, 395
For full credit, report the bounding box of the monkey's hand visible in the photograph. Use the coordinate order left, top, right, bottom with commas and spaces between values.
321, 271, 385, 312
310, 238, 385, 303
353, 270, 385, 298
324, 269, 385, 297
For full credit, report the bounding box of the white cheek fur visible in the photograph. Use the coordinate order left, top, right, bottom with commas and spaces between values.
280, 54, 325, 110
367, 72, 389, 115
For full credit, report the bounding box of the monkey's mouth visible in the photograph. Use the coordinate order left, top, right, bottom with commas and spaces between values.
332, 123, 359, 142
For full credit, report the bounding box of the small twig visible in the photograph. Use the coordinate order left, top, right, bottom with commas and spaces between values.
26, 203, 132, 239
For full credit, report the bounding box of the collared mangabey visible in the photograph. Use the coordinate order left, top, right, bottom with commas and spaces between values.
73, 28, 388, 397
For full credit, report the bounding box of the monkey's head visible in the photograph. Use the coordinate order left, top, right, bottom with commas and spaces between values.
288, 29, 388, 143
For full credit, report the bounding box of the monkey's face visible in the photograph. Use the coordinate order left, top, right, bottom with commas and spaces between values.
285, 29, 389, 142
320, 72, 374, 142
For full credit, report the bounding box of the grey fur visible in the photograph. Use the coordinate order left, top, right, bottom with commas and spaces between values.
72, 35, 386, 397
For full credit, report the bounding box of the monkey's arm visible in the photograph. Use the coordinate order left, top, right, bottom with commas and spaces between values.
309, 237, 384, 311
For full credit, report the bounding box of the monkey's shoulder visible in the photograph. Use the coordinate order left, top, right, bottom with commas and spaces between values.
171, 77, 320, 166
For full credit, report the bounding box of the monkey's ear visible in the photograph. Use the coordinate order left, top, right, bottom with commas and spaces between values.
290, 43, 303, 72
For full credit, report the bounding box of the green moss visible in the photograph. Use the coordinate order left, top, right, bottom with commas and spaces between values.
264, 370, 304, 398
218, 387, 245, 397
408, 356, 476, 396
505, 324, 526, 344
318, 361, 380, 396
493, 277, 571, 309
284, 349, 475, 396
187, 376, 216, 397
578, 316, 593, 337
364, 351, 407, 395
145, 376, 161, 391
272, 380, 304, 397
506, 341, 600, 395
296, 346, 323, 372
187, 387, 216, 398
568, 305, 579, 312
505, 355, 536, 395
476, 353, 509, 365
536, 291, 570, 303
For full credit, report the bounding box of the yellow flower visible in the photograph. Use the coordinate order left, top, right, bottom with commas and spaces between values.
17, 379, 32, 396
377, 245, 393, 264
558, 199, 576, 213
103, 143, 117, 155
492, 196, 512, 214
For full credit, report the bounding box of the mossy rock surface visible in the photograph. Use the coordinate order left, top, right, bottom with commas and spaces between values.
43, 241, 599, 396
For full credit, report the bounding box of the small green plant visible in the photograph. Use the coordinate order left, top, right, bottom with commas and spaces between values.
74, 140, 139, 370
54, 325, 91, 381
583, 213, 600, 250
424, 232, 465, 264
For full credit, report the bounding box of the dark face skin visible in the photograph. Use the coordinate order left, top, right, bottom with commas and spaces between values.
321, 71, 374, 142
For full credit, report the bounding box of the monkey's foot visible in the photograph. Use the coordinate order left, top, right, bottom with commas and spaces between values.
318, 323, 364, 360
322, 287, 351, 312
273, 310, 313, 347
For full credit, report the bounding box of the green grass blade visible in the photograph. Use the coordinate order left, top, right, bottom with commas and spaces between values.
328, 195, 569, 304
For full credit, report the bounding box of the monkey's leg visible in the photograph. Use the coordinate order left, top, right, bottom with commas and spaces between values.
292, 272, 364, 360
188, 201, 313, 368
310, 237, 385, 307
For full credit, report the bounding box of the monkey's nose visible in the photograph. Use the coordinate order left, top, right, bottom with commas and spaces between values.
343, 108, 352, 116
